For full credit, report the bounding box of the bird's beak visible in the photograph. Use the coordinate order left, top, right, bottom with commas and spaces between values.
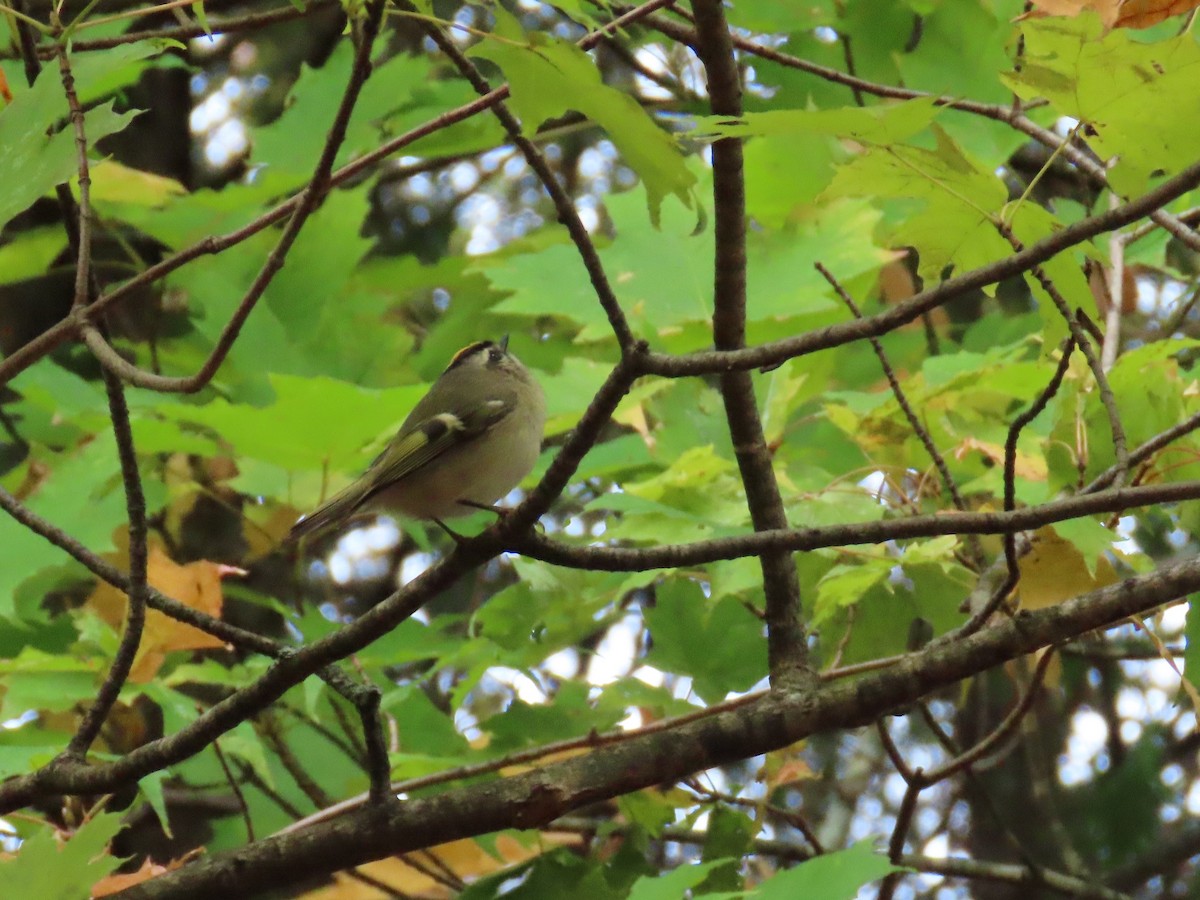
499, 334, 510, 352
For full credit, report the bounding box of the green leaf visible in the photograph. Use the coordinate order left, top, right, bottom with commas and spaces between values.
192, 0, 211, 36
693, 97, 942, 145
625, 859, 732, 900
487, 184, 712, 339
1184, 598, 1200, 713
380, 683, 470, 757
139, 769, 173, 838
159, 373, 423, 484
1003, 15, 1200, 194
0, 811, 126, 900
751, 841, 899, 899
483, 681, 624, 752
1052, 518, 1115, 578
700, 807, 756, 892
253, 43, 483, 191
0, 432, 131, 622
0, 227, 68, 284
470, 8, 695, 224
814, 558, 895, 624
221, 720, 273, 788
0, 648, 99, 720
459, 849, 619, 900
66, 40, 176, 106
618, 791, 677, 836
644, 580, 768, 703
822, 125, 1008, 286
0, 75, 138, 230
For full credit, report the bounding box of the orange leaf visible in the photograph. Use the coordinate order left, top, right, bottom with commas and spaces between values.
92, 852, 197, 896
1112, 0, 1200, 27
88, 547, 227, 682
300, 833, 581, 899
1023, 0, 1200, 27
764, 756, 815, 790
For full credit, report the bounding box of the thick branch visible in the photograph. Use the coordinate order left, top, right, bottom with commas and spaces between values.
111, 553, 1200, 899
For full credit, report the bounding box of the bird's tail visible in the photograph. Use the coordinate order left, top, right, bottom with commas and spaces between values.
287, 482, 368, 543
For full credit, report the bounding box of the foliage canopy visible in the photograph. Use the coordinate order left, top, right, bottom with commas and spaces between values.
3, 1, 1200, 898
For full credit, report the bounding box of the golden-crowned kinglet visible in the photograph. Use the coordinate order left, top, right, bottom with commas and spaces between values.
290, 336, 546, 540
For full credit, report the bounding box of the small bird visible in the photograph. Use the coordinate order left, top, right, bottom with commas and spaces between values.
290, 336, 546, 541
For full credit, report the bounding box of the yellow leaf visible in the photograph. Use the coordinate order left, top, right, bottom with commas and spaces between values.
955, 437, 1047, 481
1017, 528, 1118, 610
85, 160, 186, 207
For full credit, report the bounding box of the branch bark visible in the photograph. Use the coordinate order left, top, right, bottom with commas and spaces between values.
111, 552, 1200, 898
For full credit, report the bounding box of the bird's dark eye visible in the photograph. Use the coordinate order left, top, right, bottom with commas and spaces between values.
488, 348, 504, 364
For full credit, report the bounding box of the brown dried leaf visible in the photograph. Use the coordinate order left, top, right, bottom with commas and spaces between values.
1086, 260, 1139, 316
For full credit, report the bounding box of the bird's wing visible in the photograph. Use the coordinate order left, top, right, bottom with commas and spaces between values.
362, 398, 512, 497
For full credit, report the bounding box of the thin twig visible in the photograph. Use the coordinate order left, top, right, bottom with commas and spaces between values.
916, 703, 1045, 871
551, 818, 1134, 899
924, 647, 1057, 782
37, 555, 1200, 892
55, 46, 92, 315
212, 737, 255, 842
514, 479, 1200, 572
260, 716, 335, 809
0, 0, 681, 390
686, 781, 826, 854
816, 263, 970, 516
0, 482, 377, 709
410, 4, 637, 353
642, 157, 1200, 378
995, 223, 1129, 485
57, 0, 339, 52
64, 350, 149, 758
36, 42, 151, 762
635, 7, 1200, 254
877, 776, 923, 900
77, 0, 388, 393
237, 762, 305, 821
277, 690, 765, 835
954, 336, 1075, 637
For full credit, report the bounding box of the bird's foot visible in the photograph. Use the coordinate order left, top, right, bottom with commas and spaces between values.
457, 499, 508, 517
433, 518, 469, 546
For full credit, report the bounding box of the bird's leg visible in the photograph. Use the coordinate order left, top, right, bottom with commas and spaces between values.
433, 518, 469, 546
457, 498, 508, 517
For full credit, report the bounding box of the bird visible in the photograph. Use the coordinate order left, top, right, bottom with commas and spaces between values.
289, 336, 546, 541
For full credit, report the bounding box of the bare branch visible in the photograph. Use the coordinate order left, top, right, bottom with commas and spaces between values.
514, 480, 1200, 571
693, 0, 809, 685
